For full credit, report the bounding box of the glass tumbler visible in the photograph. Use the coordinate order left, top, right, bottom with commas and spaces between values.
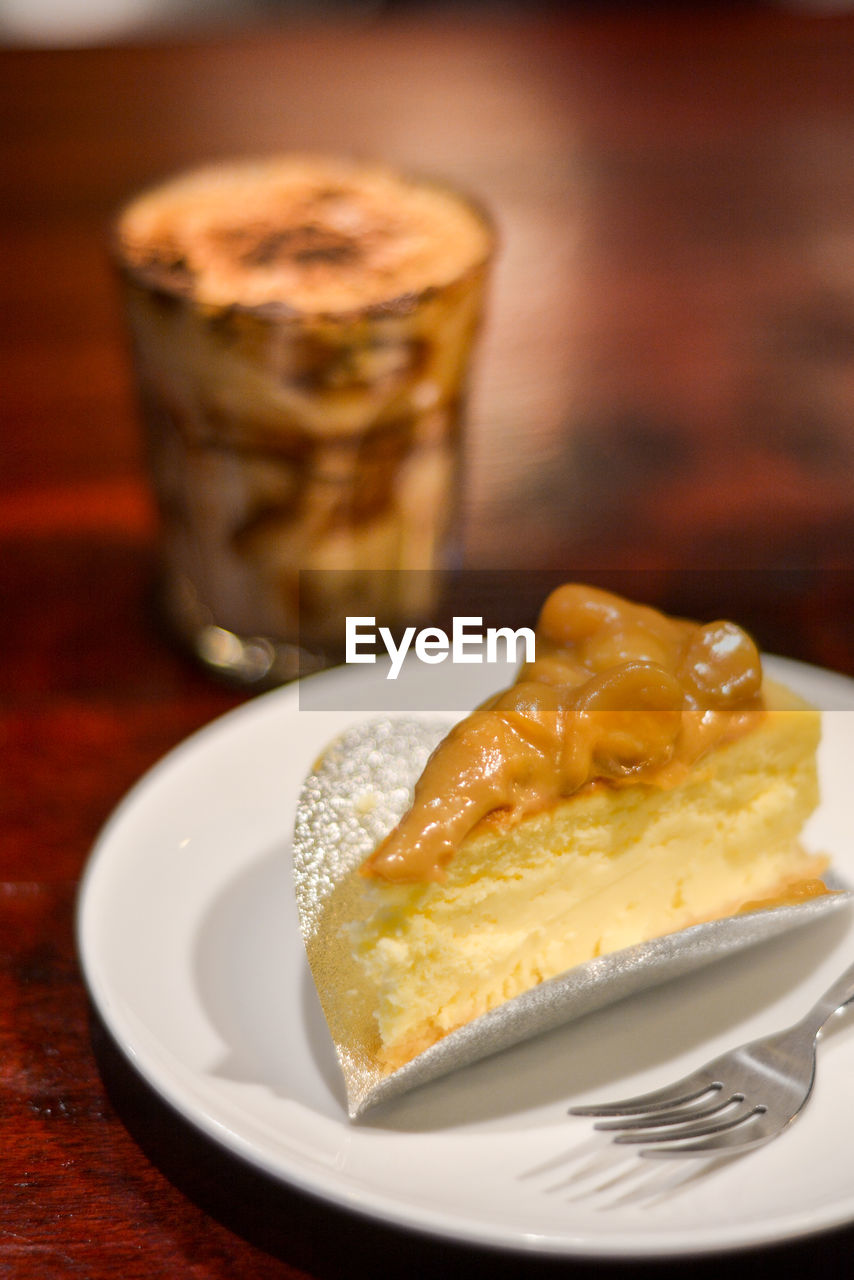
114, 155, 494, 683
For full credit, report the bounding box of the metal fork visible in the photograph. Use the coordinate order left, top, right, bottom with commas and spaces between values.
569, 959, 854, 1158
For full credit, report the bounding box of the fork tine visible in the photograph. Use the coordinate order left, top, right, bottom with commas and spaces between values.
569, 956, 850, 1159
614, 1100, 763, 1146
569, 1068, 717, 1117
639, 1113, 777, 1159
592, 1091, 734, 1132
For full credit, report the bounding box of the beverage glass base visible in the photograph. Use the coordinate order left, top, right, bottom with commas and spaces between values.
192, 623, 330, 687
163, 579, 333, 687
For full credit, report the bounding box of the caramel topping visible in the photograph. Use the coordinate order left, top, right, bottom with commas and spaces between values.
737, 878, 832, 915
362, 584, 765, 883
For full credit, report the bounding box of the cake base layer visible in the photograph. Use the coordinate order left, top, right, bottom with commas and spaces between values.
353, 681, 824, 1071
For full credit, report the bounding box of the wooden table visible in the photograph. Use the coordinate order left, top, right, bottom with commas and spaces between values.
4, 7, 854, 1276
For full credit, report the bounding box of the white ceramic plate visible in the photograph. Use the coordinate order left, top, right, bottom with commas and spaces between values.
78, 654, 854, 1260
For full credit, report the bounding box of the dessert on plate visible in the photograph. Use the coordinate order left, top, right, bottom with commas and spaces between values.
343, 584, 826, 1073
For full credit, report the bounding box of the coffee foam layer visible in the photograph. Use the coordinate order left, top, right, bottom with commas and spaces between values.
116, 155, 493, 314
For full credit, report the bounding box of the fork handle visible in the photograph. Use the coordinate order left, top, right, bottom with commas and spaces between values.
797, 958, 854, 1039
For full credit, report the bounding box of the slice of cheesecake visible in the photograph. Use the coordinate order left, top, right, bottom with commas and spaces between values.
350, 584, 825, 1073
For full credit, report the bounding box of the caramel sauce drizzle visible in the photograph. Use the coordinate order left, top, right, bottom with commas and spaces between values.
362, 584, 765, 884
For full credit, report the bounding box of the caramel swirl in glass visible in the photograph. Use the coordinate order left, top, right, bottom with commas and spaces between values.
362, 584, 765, 883
114, 156, 494, 680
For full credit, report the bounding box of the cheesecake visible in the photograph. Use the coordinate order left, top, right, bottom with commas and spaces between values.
350, 584, 825, 1072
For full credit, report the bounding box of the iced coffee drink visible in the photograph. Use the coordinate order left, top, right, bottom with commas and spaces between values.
115, 155, 493, 683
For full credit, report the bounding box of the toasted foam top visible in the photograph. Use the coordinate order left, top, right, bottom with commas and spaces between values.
116, 155, 492, 314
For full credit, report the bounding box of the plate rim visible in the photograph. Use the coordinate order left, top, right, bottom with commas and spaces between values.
77, 652, 854, 1260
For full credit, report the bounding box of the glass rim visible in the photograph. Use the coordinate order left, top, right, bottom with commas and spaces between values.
110, 152, 497, 324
